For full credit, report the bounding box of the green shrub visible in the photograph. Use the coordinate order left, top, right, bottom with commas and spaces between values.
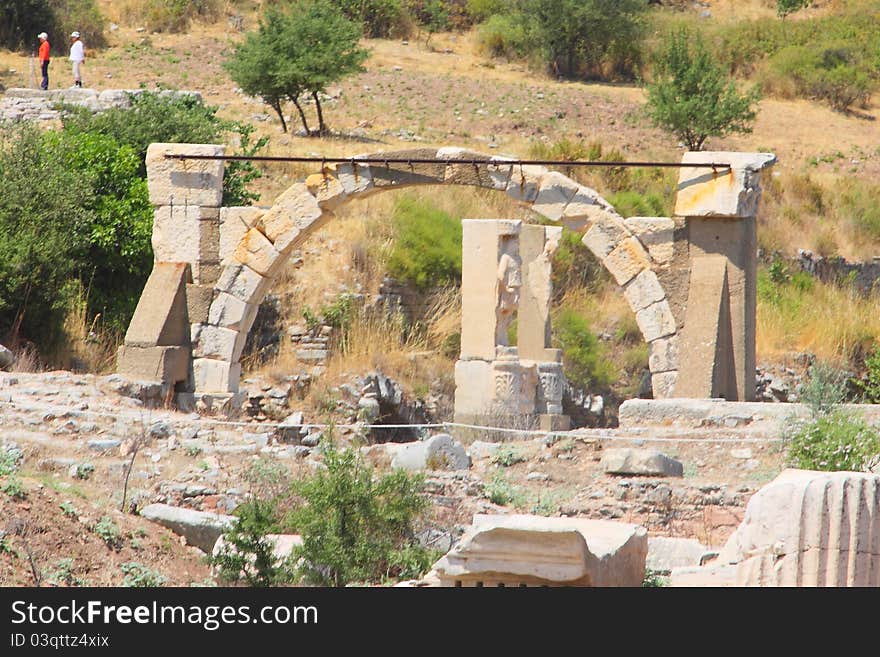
121, 562, 167, 587
550, 230, 605, 300
333, 0, 409, 37
642, 568, 669, 587
466, 0, 506, 22
799, 360, 850, 417
59, 501, 78, 518
492, 445, 526, 467
483, 473, 526, 507
212, 499, 293, 587
786, 410, 880, 472
284, 439, 431, 587
553, 309, 615, 391
94, 516, 122, 549
0, 0, 105, 51
0, 450, 21, 477
476, 12, 532, 59
46, 558, 82, 586
137, 0, 221, 33
1, 477, 26, 500
386, 196, 463, 291
855, 346, 880, 404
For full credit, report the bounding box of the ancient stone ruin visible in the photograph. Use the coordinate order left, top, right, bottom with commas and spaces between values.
117, 143, 776, 408
454, 219, 568, 430
426, 513, 647, 587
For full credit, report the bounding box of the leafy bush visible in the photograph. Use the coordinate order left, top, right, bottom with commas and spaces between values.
59, 501, 78, 518
785, 410, 880, 472
476, 12, 532, 60
387, 196, 463, 291
94, 516, 122, 549
553, 309, 614, 391
492, 445, 526, 467
121, 561, 167, 587
854, 346, 880, 404
62, 90, 266, 205
0, 449, 21, 477
798, 360, 849, 417
212, 499, 293, 587
0, 0, 105, 51
483, 473, 526, 507
46, 558, 82, 586
1, 477, 26, 500
284, 440, 431, 587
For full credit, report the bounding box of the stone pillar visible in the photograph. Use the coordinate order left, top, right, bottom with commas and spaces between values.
673, 151, 776, 401
518, 224, 562, 362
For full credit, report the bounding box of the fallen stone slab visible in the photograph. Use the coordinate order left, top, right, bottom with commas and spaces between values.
646, 536, 708, 573
601, 448, 683, 477
716, 469, 880, 586
87, 439, 122, 452
669, 564, 737, 587
430, 514, 647, 587
391, 434, 471, 471
0, 344, 14, 370
140, 503, 235, 553
467, 441, 501, 460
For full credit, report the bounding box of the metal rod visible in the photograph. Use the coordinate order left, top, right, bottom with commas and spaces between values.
164, 153, 731, 170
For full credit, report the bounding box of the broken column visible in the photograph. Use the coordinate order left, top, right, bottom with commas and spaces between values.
673, 152, 776, 401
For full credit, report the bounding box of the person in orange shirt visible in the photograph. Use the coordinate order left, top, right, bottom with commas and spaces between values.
38, 32, 50, 90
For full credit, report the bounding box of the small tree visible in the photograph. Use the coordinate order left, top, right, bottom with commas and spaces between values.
224, 1, 369, 135
777, 0, 810, 19
646, 30, 760, 151
285, 439, 432, 587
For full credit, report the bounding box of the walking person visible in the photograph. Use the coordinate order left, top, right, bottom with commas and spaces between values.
38, 32, 50, 90
69, 31, 84, 88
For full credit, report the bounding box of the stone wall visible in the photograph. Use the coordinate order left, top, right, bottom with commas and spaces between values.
0, 88, 202, 123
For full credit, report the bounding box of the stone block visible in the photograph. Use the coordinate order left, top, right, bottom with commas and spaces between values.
329, 160, 375, 195
232, 227, 283, 277
647, 537, 708, 573
124, 262, 191, 347
152, 204, 220, 263
581, 214, 629, 259
651, 371, 678, 399
623, 269, 666, 313
624, 216, 675, 265
116, 345, 189, 384
539, 414, 571, 432
648, 335, 679, 373
603, 237, 651, 286
219, 206, 263, 264
146, 143, 225, 207
207, 292, 253, 330
185, 284, 214, 324
191, 260, 222, 286
192, 358, 241, 393
258, 183, 325, 253
453, 360, 493, 417
215, 264, 268, 304
532, 172, 579, 221
717, 469, 880, 586
390, 434, 471, 472
636, 300, 676, 342
562, 186, 613, 232
438, 148, 495, 187
432, 514, 648, 587
600, 448, 683, 477
674, 151, 777, 218
506, 164, 546, 203
140, 503, 235, 553
368, 148, 447, 188
191, 324, 243, 361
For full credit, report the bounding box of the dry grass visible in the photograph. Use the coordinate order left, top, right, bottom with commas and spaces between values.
757, 278, 880, 363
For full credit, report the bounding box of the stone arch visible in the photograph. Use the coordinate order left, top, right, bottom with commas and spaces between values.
189, 146, 679, 395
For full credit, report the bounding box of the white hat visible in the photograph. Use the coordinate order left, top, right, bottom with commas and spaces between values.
38, 32, 48, 40
71, 31, 80, 38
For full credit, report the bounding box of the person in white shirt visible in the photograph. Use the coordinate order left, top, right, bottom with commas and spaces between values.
69, 31, 84, 88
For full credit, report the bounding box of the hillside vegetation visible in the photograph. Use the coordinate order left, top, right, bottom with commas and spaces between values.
1, 0, 880, 409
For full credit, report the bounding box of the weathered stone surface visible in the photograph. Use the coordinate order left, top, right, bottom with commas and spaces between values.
219, 206, 263, 264
532, 172, 579, 221
648, 335, 679, 373
191, 324, 244, 361
232, 228, 283, 277
453, 360, 493, 418
145, 143, 224, 207
623, 269, 666, 313
647, 537, 709, 573
432, 514, 647, 587
185, 284, 214, 325
624, 216, 675, 264
140, 503, 235, 553
581, 215, 629, 259
116, 345, 189, 384
207, 292, 253, 330
601, 448, 683, 477
259, 183, 324, 253
215, 264, 267, 304
191, 260, 222, 286
669, 564, 737, 587
391, 434, 471, 471
505, 165, 546, 203
716, 469, 880, 586
438, 148, 493, 187
651, 371, 678, 399
368, 149, 446, 188
604, 237, 651, 286
675, 151, 777, 218
636, 300, 677, 342
152, 204, 220, 263
124, 263, 191, 348
616, 398, 836, 429
467, 441, 501, 460
192, 358, 241, 393
330, 160, 375, 195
